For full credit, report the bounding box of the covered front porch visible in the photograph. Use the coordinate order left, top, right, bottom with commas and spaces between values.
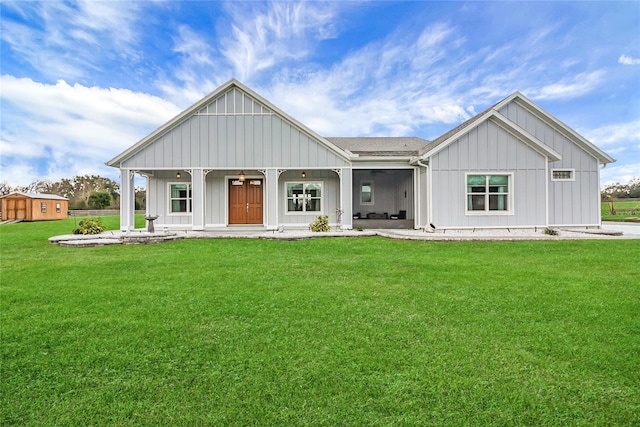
118, 167, 353, 232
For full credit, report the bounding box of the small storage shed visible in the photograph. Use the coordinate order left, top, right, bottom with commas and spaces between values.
0, 192, 69, 221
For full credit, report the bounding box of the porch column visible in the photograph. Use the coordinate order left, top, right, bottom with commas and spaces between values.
191, 168, 204, 231
265, 168, 278, 230
339, 167, 352, 230
415, 163, 429, 229
120, 168, 135, 232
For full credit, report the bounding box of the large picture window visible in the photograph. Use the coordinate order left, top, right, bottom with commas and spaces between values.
169, 183, 192, 213
466, 174, 512, 214
286, 182, 322, 214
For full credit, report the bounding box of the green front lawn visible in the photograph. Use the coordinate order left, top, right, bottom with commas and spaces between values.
1, 219, 639, 425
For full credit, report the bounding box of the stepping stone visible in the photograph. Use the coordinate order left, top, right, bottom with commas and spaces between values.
58, 238, 122, 247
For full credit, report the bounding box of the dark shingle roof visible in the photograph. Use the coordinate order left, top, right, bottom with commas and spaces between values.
326, 137, 429, 156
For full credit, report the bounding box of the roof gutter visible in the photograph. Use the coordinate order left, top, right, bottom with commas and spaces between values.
351, 155, 415, 162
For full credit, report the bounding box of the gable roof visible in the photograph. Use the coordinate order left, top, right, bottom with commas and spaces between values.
107, 79, 352, 167
419, 102, 562, 162
494, 92, 615, 164
420, 91, 614, 165
327, 137, 429, 157
0, 192, 68, 200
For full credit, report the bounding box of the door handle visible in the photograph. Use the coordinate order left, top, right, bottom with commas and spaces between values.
246, 202, 249, 213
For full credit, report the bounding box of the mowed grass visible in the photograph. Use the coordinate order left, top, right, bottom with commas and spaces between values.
601, 200, 640, 221
1, 218, 639, 425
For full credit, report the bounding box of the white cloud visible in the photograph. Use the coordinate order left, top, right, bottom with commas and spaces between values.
582, 120, 640, 147
526, 71, 605, 100
263, 23, 479, 137
154, 25, 225, 107
220, 1, 341, 81
0, 1, 143, 80
601, 163, 640, 186
0, 159, 42, 188
0, 75, 181, 186
583, 120, 640, 185
618, 54, 640, 65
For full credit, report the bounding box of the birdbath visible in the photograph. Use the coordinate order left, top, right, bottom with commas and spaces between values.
145, 215, 159, 233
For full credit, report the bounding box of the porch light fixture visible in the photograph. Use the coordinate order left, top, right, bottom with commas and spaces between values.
238, 171, 246, 181
301, 171, 306, 178
176, 172, 181, 179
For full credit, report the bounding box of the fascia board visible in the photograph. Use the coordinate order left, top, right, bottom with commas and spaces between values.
512, 95, 615, 164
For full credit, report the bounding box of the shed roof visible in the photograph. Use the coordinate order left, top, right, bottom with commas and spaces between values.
0, 192, 68, 200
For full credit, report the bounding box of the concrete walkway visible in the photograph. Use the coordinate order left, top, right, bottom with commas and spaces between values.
601, 221, 640, 236
49, 225, 639, 247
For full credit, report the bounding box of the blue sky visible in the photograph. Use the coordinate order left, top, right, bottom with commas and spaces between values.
1, 1, 638, 187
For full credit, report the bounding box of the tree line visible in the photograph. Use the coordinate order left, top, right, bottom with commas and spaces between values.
601, 176, 640, 200
0, 175, 146, 210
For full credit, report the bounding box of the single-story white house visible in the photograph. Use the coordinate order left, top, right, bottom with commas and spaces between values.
107, 79, 614, 231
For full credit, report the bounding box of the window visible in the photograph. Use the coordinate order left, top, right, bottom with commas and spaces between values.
466, 174, 512, 214
286, 182, 322, 214
41, 202, 47, 213
169, 183, 192, 213
56, 203, 61, 213
361, 182, 373, 204
551, 169, 574, 181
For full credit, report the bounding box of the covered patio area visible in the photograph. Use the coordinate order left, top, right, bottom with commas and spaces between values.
351, 168, 415, 229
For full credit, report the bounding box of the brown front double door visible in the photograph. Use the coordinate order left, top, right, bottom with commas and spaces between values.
228, 179, 263, 224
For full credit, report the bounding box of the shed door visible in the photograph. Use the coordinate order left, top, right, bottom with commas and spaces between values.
229, 179, 263, 224
6, 199, 26, 220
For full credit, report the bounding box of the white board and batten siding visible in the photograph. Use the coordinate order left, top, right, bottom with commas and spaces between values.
145, 170, 192, 227
430, 120, 548, 228
499, 102, 601, 226
121, 88, 349, 170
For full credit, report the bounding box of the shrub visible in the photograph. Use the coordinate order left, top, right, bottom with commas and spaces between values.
88, 191, 113, 209
72, 218, 106, 235
309, 215, 330, 232
544, 228, 558, 236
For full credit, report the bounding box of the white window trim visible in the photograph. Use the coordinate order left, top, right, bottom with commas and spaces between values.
284, 181, 324, 215
168, 182, 192, 216
360, 180, 374, 205
464, 172, 514, 216
551, 168, 575, 182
